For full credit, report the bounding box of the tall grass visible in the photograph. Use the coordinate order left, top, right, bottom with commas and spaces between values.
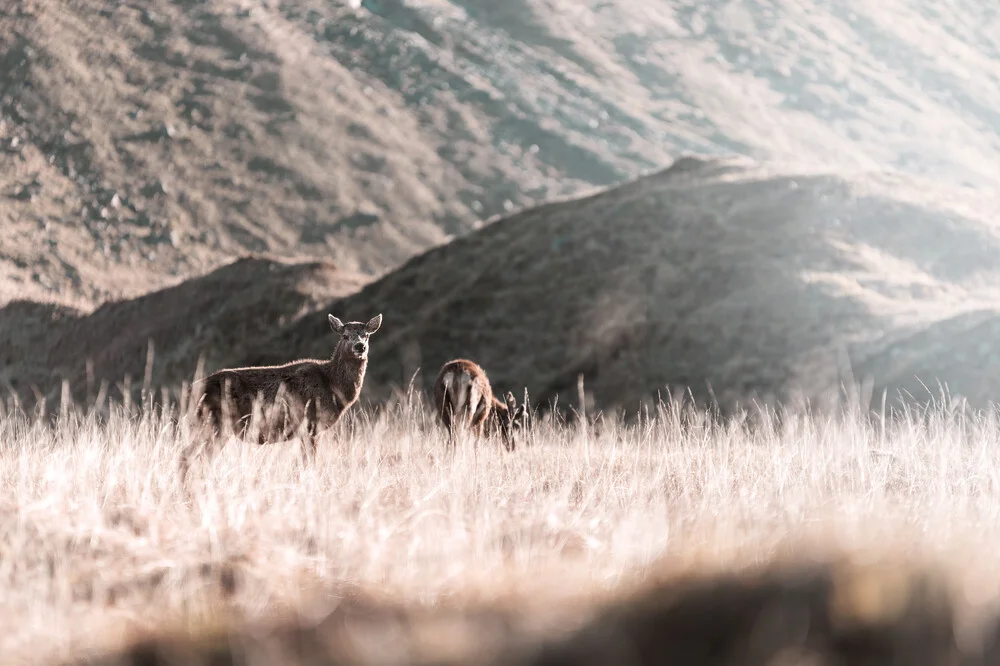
3, 390, 1000, 663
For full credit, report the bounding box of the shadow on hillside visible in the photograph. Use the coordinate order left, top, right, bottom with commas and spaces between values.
0, 299, 78, 400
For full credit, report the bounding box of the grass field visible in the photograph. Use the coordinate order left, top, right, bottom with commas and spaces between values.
5, 389, 1000, 664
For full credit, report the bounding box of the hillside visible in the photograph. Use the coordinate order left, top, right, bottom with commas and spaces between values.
8, 154, 1000, 415
0, 255, 364, 408
244, 155, 1000, 415
4, 0, 1000, 309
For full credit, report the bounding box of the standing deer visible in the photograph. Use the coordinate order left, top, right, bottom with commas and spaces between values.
185, 313, 382, 470
432, 358, 527, 451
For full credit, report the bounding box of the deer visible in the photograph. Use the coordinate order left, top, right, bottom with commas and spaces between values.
432, 358, 527, 451
181, 313, 382, 476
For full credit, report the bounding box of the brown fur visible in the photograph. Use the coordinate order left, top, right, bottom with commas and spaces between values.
187, 314, 382, 464
433, 359, 526, 451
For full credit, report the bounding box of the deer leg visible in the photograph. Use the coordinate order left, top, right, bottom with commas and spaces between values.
299, 399, 319, 464
465, 384, 481, 429
439, 392, 458, 452
248, 391, 270, 445
303, 423, 318, 462
177, 436, 204, 487
441, 410, 455, 449
179, 398, 223, 486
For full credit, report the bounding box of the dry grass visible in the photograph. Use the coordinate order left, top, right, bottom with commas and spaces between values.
5, 389, 1000, 664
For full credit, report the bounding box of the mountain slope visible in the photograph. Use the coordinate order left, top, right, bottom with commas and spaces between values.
244, 155, 1000, 414
3, 0, 999, 308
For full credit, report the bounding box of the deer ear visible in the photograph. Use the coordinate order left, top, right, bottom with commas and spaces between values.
365, 313, 383, 334
328, 315, 345, 335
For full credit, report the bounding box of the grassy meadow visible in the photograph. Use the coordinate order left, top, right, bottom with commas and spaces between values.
4, 387, 1000, 664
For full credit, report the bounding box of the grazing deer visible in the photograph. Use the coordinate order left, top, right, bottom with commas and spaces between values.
186, 313, 382, 468
432, 358, 527, 451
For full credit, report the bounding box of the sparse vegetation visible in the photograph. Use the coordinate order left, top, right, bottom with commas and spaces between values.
5, 386, 1000, 664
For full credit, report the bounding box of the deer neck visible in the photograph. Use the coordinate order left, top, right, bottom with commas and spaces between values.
491, 396, 504, 412
490, 396, 509, 424
327, 344, 368, 401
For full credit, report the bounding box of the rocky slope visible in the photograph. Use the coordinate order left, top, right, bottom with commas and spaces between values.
245, 155, 1000, 415
3, 0, 999, 309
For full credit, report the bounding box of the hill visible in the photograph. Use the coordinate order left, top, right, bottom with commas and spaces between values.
244, 155, 1000, 415
4, 0, 1000, 308
9, 155, 1000, 415
0, 255, 364, 409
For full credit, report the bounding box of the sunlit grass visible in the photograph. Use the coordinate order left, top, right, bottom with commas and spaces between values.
4, 391, 1000, 663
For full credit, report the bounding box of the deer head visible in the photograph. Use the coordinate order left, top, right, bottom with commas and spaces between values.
497, 391, 528, 450
328, 313, 383, 360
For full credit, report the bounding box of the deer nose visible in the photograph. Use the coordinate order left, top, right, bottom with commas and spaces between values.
354, 342, 366, 353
